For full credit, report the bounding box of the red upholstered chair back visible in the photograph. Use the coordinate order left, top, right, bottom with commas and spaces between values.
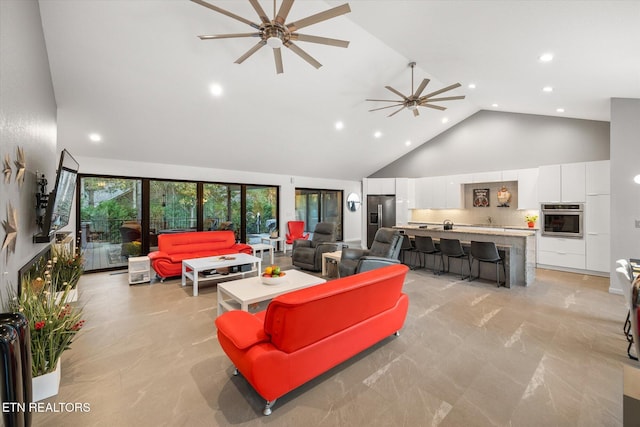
158, 231, 236, 255
263, 264, 408, 353
286, 221, 309, 244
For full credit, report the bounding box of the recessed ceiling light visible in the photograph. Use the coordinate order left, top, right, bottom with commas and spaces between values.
468, 83, 476, 89
491, 103, 499, 108
335, 121, 344, 130
209, 83, 223, 97
556, 108, 565, 113
374, 131, 382, 138
539, 53, 554, 62
543, 86, 553, 92
89, 133, 102, 142
405, 140, 411, 147
442, 117, 449, 124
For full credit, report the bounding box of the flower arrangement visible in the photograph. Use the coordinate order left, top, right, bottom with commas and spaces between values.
7, 258, 85, 377
50, 247, 84, 292
525, 214, 538, 223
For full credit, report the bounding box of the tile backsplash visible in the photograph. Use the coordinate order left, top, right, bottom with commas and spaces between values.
411, 181, 539, 227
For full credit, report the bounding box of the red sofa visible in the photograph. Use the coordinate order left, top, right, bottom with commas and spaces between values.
148, 231, 252, 280
214, 264, 409, 415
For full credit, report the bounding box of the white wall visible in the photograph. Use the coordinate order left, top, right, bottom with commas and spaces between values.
75, 156, 362, 243
609, 98, 640, 294
0, 0, 57, 298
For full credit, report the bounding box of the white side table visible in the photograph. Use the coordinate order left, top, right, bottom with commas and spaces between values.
128, 256, 150, 285
261, 236, 286, 254
322, 251, 342, 277
250, 243, 274, 265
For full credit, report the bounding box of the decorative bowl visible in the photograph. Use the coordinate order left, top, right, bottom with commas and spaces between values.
261, 272, 287, 285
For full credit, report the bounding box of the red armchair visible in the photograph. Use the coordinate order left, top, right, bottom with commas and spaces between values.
285, 221, 309, 244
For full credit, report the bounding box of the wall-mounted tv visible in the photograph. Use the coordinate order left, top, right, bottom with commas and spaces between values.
33, 149, 79, 243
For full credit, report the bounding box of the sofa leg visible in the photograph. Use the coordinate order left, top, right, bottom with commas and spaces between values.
233, 368, 238, 376
263, 399, 277, 416
394, 331, 400, 337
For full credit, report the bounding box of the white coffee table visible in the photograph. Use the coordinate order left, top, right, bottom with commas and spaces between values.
250, 243, 274, 264
182, 253, 262, 297
217, 269, 326, 315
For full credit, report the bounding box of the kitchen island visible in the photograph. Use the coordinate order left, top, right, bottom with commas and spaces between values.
394, 225, 536, 287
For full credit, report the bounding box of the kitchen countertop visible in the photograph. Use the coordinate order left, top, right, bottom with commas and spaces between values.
400, 223, 537, 237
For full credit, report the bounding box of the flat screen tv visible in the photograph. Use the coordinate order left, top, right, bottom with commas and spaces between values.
33, 149, 80, 243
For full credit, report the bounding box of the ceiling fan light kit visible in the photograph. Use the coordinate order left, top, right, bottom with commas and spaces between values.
192, 0, 351, 74
366, 62, 466, 118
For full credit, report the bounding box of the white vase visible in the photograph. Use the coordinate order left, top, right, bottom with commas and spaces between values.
55, 284, 79, 304
32, 361, 61, 402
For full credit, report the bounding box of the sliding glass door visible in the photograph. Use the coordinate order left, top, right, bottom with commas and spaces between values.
295, 189, 343, 241
79, 177, 142, 271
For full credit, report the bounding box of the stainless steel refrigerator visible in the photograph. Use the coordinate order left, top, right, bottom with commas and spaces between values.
367, 195, 396, 248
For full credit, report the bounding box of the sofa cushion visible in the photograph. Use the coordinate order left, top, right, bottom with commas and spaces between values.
158, 231, 236, 255
216, 310, 269, 350
264, 264, 407, 353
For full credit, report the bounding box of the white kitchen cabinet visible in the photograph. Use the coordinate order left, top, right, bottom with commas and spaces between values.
538, 165, 562, 202
432, 176, 446, 208
537, 236, 585, 270
414, 177, 434, 208
585, 194, 610, 273
517, 168, 539, 210
586, 234, 610, 273
501, 169, 519, 182
472, 170, 502, 183
395, 178, 410, 225
538, 163, 585, 203
445, 174, 468, 208
586, 160, 610, 195
366, 178, 395, 195
561, 162, 586, 202
407, 179, 416, 209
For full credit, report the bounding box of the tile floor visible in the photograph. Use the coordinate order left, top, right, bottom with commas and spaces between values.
33, 254, 636, 426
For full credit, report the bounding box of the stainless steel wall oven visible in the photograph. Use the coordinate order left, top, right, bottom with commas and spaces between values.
541, 203, 584, 238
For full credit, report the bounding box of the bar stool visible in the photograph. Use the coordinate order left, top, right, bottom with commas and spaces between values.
438, 238, 470, 280
399, 234, 417, 269
414, 235, 440, 274
469, 241, 505, 287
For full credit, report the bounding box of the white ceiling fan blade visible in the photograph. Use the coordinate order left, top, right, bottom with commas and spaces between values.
366, 99, 404, 103
234, 41, 266, 64
423, 95, 466, 102
287, 3, 351, 32
248, 0, 269, 24
420, 104, 447, 111
385, 86, 409, 101
368, 103, 404, 112
413, 78, 430, 98
198, 33, 260, 40
285, 41, 322, 69
388, 105, 407, 117
420, 83, 462, 100
274, 47, 284, 74
275, 0, 295, 25
291, 33, 349, 48
190, 0, 260, 29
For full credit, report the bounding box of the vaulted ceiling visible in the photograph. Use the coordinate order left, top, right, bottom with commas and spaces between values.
38, 1, 640, 180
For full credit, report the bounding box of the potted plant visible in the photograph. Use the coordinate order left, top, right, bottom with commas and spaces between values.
525, 214, 538, 228
7, 259, 85, 401
50, 247, 84, 302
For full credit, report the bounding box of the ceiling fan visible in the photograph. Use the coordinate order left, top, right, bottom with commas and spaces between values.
367, 62, 465, 117
191, 0, 351, 74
